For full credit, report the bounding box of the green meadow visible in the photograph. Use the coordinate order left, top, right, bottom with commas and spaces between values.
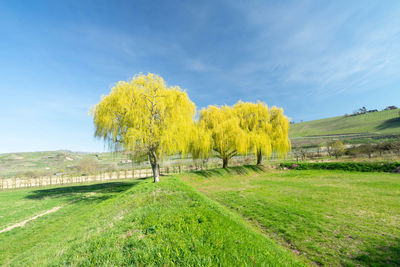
1, 167, 399, 266
0, 174, 302, 266
183, 167, 400, 266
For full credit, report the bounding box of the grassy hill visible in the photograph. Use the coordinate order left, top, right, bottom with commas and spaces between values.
183, 168, 400, 266
0, 151, 128, 177
1, 167, 399, 265
290, 109, 400, 137
0, 170, 302, 266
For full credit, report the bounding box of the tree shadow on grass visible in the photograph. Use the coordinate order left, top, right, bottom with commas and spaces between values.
351, 240, 400, 266
376, 117, 400, 130
193, 165, 266, 178
25, 181, 141, 202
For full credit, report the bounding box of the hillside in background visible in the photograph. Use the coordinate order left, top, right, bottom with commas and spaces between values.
290, 109, 400, 138
0, 151, 126, 177
0, 150, 195, 178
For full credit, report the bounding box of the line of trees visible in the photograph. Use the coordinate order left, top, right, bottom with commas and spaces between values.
345, 142, 400, 158
293, 140, 400, 161
91, 73, 291, 182
325, 141, 400, 159
345, 105, 398, 117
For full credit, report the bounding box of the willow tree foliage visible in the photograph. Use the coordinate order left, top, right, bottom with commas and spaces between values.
195, 105, 249, 168
234, 102, 291, 164
269, 106, 291, 159
91, 73, 195, 182
234, 101, 272, 165
189, 121, 212, 161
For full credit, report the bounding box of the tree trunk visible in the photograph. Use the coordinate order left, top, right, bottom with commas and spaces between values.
256, 150, 262, 165
222, 157, 228, 168
149, 150, 160, 183
151, 163, 160, 183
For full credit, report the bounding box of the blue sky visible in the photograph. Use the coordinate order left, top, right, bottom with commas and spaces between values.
1, 0, 399, 153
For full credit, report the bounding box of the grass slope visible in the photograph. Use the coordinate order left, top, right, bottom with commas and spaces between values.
0, 181, 132, 229
0, 176, 302, 266
183, 167, 400, 266
290, 109, 400, 137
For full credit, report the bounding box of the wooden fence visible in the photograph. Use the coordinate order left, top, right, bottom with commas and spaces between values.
0, 163, 225, 190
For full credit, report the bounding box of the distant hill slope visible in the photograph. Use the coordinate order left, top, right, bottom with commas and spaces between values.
0, 151, 125, 177
290, 109, 400, 137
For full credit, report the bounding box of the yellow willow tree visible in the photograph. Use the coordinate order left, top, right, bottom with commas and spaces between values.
189, 122, 212, 160
269, 106, 291, 160
195, 105, 249, 168
234, 101, 272, 165
233, 101, 291, 165
91, 73, 196, 182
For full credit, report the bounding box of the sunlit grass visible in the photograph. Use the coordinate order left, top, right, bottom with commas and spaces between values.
183, 167, 400, 266
0, 175, 302, 266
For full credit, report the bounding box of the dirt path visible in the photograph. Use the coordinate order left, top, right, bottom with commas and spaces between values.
0, 205, 63, 234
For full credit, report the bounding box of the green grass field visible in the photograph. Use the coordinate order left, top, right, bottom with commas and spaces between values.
290, 109, 400, 137
183, 167, 400, 266
1, 167, 399, 266
0, 175, 302, 266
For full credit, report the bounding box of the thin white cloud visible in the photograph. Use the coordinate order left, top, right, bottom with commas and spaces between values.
184, 58, 218, 72
226, 1, 400, 99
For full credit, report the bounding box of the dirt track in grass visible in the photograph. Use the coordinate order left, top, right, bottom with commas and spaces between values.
0, 205, 63, 233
